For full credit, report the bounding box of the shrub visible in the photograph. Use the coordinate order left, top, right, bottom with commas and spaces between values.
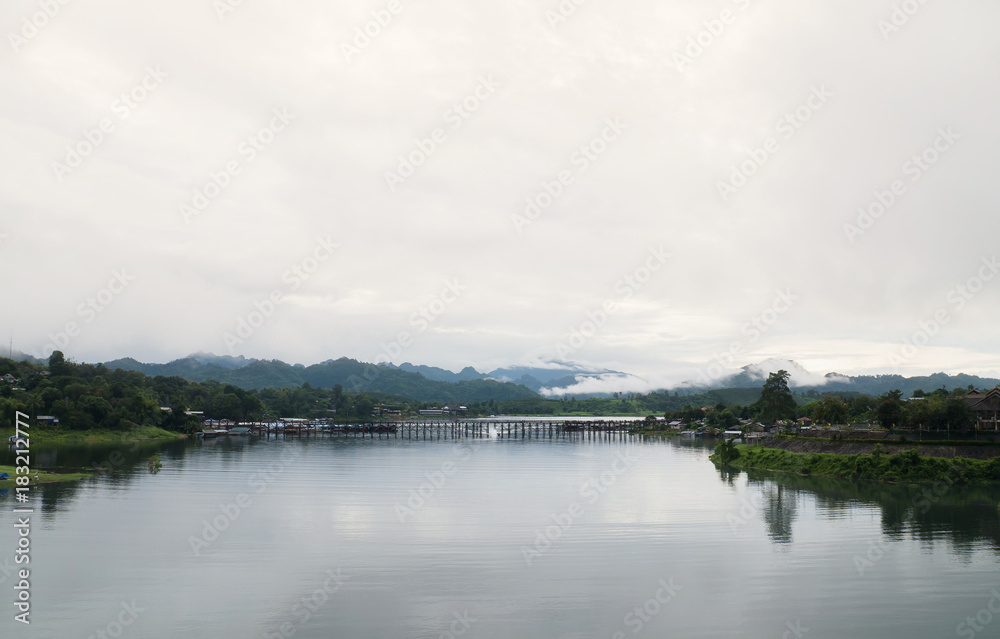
714, 439, 741, 465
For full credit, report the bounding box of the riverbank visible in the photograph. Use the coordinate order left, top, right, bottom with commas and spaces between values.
767, 436, 1000, 460
0, 464, 91, 486
712, 444, 1000, 485
2, 425, 190, 444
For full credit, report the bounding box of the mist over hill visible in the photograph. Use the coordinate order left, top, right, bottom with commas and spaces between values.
11, 350, 996, 403
100, 355, 537, 404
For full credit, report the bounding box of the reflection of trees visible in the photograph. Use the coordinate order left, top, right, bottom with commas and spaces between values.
718, 467, 738, 487
2, 439, 199, 521
739, 468, 1000, 556
37, 481, 84, 518
759, 482, 798, 544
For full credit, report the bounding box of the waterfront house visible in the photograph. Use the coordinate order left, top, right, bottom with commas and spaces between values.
966, 388, 1000, 430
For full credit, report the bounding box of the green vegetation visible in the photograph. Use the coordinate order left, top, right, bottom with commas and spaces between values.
0, 465, 91, 486
757, 370, 797, 423
147, 455, 163, 474
798, 386, 981, 430
714, 438, 741, 464
652, 370, 989, 431
711, 444, 1000, 485
779, 434, 1000, 447
2, 425, 189, 444
472, 387, 765, 418
105, 356, 538, 402
483, 369, 993, 430
0, 351, 432, 433
2, 353, 993, 435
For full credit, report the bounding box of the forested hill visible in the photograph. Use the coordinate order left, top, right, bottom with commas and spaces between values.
802, 372, 1000, 398
102, 356, 538, 403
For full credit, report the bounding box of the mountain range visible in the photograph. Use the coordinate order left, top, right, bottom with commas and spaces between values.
396, 360, 628, 394
9, 350, 999, 404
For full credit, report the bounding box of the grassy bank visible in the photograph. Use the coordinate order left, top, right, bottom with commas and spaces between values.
2, 425, 189, 444
780, 434, 1000, 447
712, 444, 1000, 485
0, 464, 91, 486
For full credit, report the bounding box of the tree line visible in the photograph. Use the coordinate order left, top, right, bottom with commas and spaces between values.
664, 370, 984, 431
0, 357, 987, 433
0, 352, 410, 433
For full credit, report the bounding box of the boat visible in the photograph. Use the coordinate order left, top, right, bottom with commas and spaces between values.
8, 434, 26, 447
198, 429, 229, 439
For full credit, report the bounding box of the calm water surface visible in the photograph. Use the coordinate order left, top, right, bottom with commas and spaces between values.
2, 433, 999, 638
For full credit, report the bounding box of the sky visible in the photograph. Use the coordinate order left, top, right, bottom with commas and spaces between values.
3, 0, 1000, 392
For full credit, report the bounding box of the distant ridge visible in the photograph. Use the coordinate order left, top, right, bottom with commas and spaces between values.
678, 358, 1000, 397
394, 362, 485, 383
98, 355, 537, 404
8, 348, 995, 401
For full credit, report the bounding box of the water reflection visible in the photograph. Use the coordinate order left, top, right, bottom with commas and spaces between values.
6, 436, 1000, 559
759, 483, 798, 545
738, 467, 1000, 554
0, 438, 194, 518
1, 436, 999, 639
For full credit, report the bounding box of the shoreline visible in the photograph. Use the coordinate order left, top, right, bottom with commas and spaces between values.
3, 426, 190, 445
0, 464, 91, 486
712, 443, 1000, 485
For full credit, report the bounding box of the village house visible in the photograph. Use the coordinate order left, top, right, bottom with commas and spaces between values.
966, 388, 1000, 431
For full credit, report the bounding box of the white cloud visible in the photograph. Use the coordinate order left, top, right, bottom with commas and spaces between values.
4, 0, 1000, 384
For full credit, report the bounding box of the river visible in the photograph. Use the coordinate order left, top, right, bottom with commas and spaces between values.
2, 432, 999, 638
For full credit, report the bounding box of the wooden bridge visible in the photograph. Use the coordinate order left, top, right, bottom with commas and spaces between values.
240, 419, 642, 441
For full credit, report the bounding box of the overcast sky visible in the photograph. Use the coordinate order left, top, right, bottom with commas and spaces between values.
3, 0, 999, 390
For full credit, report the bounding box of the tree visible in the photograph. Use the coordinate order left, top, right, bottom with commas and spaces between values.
876, 391, 904, 429
354, 395, 374, 418
812, 395, 848, 425
757, 370, 796, 423
240, 394, 264, 422
943, 396, 975, 431
714, 438, 741, 465
212, 393, 242, 421
48, 350, 71, 377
